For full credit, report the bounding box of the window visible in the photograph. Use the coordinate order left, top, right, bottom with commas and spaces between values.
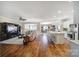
25, 24, 37, 32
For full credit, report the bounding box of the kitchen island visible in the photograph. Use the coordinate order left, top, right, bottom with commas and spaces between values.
47, 31, 65, 44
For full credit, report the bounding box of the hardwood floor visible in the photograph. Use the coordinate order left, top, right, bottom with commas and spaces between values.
0, 33, 70, 57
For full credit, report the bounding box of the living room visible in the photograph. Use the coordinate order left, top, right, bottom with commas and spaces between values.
0, 1, 79, 57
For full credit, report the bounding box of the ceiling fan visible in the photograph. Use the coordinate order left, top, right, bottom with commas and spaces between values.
19, 16, 27, 21
62, 18, 69, 22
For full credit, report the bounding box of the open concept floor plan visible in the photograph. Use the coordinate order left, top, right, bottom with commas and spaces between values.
0, 1, 79, 57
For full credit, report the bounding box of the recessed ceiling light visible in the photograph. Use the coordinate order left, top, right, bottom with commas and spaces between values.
53, 16, 56, 18
68, 1, 72, 2
72, 10, 74, 13
58, 10, 62, 14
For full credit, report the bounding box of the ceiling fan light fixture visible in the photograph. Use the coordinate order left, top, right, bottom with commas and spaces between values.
19, 16, 27, 21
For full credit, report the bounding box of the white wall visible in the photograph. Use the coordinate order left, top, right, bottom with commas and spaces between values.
73, 2, 79, 24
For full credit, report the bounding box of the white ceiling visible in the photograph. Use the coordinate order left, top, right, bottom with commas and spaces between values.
0, 1, 73, 22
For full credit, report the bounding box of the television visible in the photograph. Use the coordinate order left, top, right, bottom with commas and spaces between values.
0, 22, 21, 41
7, 25, 18, 34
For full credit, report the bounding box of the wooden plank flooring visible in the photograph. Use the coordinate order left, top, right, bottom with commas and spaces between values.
0, 33, 70, 57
